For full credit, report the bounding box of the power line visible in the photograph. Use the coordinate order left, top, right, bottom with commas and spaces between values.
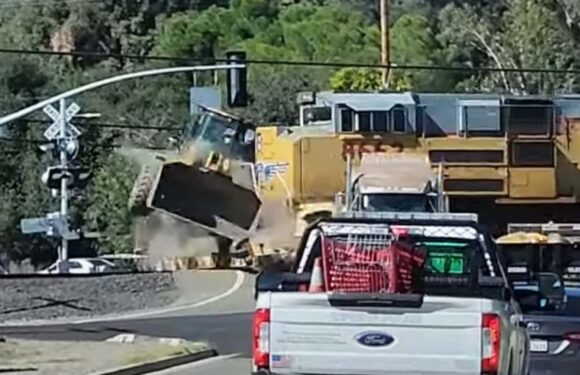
0, 47, 578, 75
21, 118, 181, 131
0, 0, 103, 9
0, 137, 43, 144
0, 118, 179, 151
0, 136, 168, 150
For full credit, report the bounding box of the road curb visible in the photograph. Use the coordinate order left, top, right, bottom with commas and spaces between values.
0, 367, 38, 373
89, 348, 218, 375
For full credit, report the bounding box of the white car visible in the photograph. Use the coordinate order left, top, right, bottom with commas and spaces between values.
38, 258, 118, 274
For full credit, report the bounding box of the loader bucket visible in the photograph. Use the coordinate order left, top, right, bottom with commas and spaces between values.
147, 162, 261, 240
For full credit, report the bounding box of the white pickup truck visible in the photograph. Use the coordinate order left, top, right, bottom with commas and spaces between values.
253, 212, 530, 375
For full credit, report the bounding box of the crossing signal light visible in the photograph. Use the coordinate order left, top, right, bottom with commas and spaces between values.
226, 51, 248, 108
41, 166, 92, 190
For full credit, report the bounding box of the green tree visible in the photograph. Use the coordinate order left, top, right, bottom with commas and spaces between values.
330, 68, 382, 91
438, 0, 577, 94
154, 1, 380, 123
85, 152, 139, 254
390, 14, 454, 91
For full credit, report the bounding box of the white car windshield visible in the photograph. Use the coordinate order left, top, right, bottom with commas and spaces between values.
514, 282, 580, 316
88, 259, 114, 267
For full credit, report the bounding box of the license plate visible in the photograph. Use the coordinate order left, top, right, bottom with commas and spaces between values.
530, 339, 548, 352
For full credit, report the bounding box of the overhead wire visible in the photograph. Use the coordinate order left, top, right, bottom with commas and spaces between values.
21, 118, 181, 131
0, 136, 169, 150
0, 47, 577, 75
0, 118, 179, 149
0, 0, 103, 8
0, 40, 573, 151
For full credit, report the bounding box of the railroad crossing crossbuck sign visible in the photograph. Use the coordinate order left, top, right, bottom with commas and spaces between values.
42, 102, 82, 140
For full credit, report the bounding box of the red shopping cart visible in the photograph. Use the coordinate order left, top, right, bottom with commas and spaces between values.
321, 232, 426, 293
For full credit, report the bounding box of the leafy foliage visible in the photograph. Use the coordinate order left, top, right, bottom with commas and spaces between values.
330, 68, 383, 92
85, 152, 139, 254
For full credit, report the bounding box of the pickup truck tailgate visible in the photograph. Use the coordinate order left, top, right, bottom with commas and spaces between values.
265, 293, 484, 375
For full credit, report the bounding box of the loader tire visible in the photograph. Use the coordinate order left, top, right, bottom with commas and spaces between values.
128, 166, 155, 216
231, 238, 256, 269
213, 236, 233, 269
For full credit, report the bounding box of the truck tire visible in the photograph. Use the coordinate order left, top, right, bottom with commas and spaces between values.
128, 165, 155, 216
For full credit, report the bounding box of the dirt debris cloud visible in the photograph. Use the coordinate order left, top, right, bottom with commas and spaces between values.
143, 212, 219, 263
250, 198, 297, 254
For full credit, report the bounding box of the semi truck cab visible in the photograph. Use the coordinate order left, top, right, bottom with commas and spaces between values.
337, 153, 447, 214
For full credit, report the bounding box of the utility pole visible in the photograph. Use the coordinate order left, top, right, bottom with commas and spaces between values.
380, 0, 390, 88
58, 98, 69, 273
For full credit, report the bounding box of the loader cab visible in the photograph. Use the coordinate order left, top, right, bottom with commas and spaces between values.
183, 107, 256, 162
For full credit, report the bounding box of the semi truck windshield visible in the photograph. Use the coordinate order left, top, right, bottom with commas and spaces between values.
362, 193, 431, 212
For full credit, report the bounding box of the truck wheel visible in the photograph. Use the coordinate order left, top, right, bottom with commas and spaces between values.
128, 165, 154, 216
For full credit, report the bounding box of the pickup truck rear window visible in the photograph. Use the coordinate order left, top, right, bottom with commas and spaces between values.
299, 236, 495, 277
294, 222, 505, 298
413, 236, 496, 277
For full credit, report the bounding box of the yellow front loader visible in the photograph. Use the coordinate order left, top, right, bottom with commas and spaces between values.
127, 107, 262, 268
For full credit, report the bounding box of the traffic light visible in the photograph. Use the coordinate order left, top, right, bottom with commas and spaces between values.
226, 51, 248, 108
41, 166, 92, 190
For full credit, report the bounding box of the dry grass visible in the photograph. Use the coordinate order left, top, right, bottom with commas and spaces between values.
121, 341, 208, 366
0, 338, 209, 375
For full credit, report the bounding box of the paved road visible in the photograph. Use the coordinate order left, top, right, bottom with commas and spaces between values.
0, 270, 256, 356
0, 312, 252, 354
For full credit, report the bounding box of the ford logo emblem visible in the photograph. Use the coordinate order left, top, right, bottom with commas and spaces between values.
355, 331, 395, 347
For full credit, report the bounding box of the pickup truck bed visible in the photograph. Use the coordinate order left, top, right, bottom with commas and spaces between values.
253, 213, 529, 375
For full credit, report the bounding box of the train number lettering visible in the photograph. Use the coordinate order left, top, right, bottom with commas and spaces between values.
341, 140, 404, 159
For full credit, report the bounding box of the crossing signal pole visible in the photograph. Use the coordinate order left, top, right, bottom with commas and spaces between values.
20, 99, 87, 273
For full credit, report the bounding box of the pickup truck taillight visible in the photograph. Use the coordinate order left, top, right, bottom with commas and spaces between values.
481, 313, 501, 374
253, 308, 270, 368
565, 332, 580, 342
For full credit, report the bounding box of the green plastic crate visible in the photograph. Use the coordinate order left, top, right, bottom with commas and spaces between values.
421, 242, 468, 274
